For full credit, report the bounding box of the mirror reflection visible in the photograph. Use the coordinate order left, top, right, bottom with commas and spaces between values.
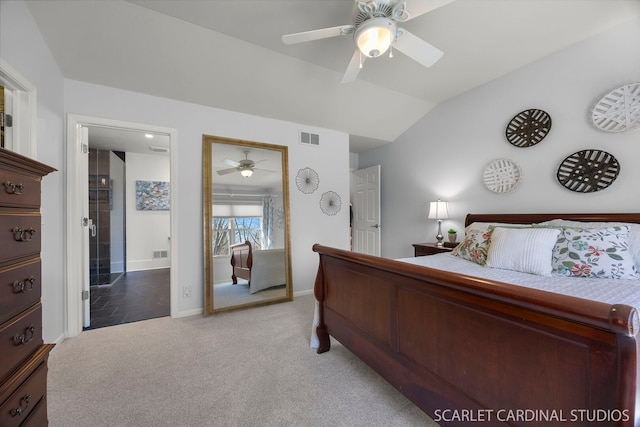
203, 136, 292, 315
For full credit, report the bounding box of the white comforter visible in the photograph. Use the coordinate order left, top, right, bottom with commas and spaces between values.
399, 253, 640, 311
250, 248, 286, 294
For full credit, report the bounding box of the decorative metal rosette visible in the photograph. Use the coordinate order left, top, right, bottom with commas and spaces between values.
482, 158, 522, 193
295, 167, 319, 194
275, 205, 285, 229
556, 149, 619, 193
320, 191, 341, 216
505, 109, 552, 147
591, 83, 640, 132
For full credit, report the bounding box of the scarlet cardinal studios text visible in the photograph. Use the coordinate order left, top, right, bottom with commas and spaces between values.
433, 408, 630, 423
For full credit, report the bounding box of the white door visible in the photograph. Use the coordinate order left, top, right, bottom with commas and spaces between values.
352, 165, 381, 256
79, 126, 91, 328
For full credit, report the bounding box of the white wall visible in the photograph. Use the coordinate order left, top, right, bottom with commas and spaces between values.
359, 17, 640, 259
109, 152, 125, 273
1, 0, 66, 343
63, 80, 350, 316
2, 0, 350, 342
125, 153, 171, 271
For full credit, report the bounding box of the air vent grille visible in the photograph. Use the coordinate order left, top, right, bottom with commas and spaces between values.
153, 250, 168, 259
300, 131, 319, 146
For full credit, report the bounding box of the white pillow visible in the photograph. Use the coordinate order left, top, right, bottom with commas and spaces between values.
452, 222, 532, 266
539, 219, 640, 272
486, 227, 560, 276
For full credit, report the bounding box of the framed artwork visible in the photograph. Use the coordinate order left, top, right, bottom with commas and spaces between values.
136, 180, 170, 210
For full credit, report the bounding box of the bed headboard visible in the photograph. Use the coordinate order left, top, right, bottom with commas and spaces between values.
465, 213, 640, 228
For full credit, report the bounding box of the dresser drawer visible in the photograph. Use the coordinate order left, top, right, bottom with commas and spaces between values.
0, 259, 41, 325
0, 304, 43, 383
0, 169, 42, 209
19, 395, 47, 427
0, 214, 41, 265
0, 362, 47, 427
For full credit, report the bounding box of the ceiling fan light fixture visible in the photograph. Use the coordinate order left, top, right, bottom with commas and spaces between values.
355, 18, 396, 58
240, 168, 253, 178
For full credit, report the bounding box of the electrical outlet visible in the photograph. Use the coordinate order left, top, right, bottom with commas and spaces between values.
182, 285, 192, 298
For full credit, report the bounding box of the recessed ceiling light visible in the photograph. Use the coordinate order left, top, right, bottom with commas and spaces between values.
145, 134, 154, 139
148, 146, 169, 153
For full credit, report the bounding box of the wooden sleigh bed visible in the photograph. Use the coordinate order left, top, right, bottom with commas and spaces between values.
313, 213, 640, 426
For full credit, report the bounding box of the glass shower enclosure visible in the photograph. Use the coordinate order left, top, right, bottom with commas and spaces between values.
88, 148, 125, 286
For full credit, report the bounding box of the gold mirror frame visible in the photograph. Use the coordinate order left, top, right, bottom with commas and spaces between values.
203, 135, 293, 315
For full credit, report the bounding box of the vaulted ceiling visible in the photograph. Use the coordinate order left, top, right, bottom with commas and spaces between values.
25, 0, 640, 152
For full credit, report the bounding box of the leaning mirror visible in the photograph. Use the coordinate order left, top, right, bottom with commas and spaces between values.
203, 135, 293, 315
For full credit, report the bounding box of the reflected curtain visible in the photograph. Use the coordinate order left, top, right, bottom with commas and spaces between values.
262, 196, 274, 249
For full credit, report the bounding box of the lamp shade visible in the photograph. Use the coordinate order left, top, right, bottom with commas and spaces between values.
428, 200, 449, 220
240, 168, 253, 178
355, 18, 396, 58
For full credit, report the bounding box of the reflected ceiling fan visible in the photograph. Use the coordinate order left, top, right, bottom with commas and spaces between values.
217, 151, 274, 178
282, 0, 454, 83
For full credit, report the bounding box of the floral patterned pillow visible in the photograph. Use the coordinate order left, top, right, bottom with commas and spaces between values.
551, 226, 639, 279
451, 227, 493, 265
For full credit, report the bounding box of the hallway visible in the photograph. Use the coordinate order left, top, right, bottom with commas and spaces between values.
87, 268, 170, 329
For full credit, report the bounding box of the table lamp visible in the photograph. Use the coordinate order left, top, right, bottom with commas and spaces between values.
428, 200, 449, 246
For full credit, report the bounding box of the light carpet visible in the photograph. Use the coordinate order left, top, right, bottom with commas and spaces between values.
47, 294, 439, 427
213, 281, 286, 309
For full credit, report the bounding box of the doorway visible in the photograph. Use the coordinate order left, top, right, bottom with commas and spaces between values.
66, 115, 178, 337
351, 164, 381, 256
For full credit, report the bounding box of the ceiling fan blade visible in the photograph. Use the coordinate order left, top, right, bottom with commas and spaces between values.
341, 49, 365, 83
394, 29, 443, 68
216, 167, 239, 176
402, 0, 455, 21
222, 158, 240, 167
282, 24, 354, 45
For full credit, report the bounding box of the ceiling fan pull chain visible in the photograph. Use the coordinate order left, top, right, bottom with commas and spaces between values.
359, 51, 363, 69
389, 31, 394, 58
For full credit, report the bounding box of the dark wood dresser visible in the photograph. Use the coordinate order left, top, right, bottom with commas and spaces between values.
0, 148, 56, 426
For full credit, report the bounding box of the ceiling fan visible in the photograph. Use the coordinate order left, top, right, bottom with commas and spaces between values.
217, 151, 274, 178
282, 0, 453, 83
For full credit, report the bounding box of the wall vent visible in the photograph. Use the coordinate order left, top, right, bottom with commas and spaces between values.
153, 250, 168, 259
299, 131, 319, 146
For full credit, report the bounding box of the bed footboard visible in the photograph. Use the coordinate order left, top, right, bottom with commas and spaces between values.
313, 244, 640, 426
230, 241, 252, 284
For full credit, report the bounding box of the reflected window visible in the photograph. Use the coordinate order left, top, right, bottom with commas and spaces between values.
213, 217, 262, 255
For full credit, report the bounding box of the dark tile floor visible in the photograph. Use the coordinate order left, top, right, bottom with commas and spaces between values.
87, 268, 170, 330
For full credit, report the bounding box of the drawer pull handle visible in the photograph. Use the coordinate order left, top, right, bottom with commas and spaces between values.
13, 276, 35, 293
4, 181, 24, 195
12, 227, 36, 242
10, 394, 31, 417
13, 324, 35, 345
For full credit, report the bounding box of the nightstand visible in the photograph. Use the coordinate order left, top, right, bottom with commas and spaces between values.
412, 243, 455, 257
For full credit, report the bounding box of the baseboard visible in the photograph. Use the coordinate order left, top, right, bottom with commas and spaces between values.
294, 289, 314, 297
47, 332, 67, 346
173, 308, 203, 318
